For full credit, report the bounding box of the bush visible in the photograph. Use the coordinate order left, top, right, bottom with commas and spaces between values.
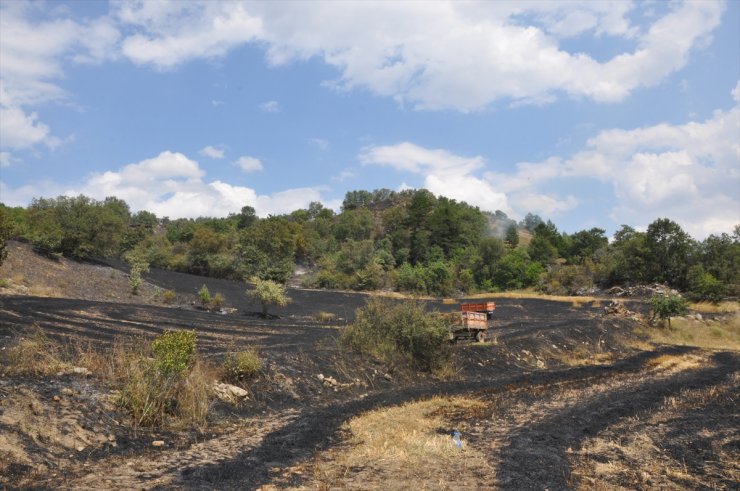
222, 349, 262, 384
161, 289, 177, 304
116, 330, 208, 427
341, 298, 450, 372
211, 292, 225, 309
151, 330, 197, 377
687, 265, 725, 303
247, 277, 291, 317
128, 256, 149, 295
650, 293, 689, 328
198, 284, 211, 306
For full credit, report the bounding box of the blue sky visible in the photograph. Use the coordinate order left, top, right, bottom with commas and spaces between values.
0, 0, 738, 238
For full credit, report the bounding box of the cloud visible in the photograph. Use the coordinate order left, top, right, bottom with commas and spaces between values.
0, 3, 120, 159
484, 82, 740, 238
0, 152, 12, 167
360, 83, 739, 238
308, 138, 329, 150
259, 100, 280, 113
199, 145, 225, 159
360, 142, 510, 214
0, 104, 56, 150
0, 150, 326, 218
111, 1, 724, 111
116, 1, 261, 70
234, 156, 263, 172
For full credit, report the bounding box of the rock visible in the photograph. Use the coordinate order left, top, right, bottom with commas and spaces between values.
71, 367, 92, 376
694, 313, 703, 321
107, 434, 116, 442
53, 395, 61, 402
212, 382, 249, 404
61, 388, 74, 396
152, 440, 165, 447
76, 446, 86, 452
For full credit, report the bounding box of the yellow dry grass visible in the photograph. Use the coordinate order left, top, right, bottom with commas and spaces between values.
688, 301, 740, 314
647, 314, 740, 351
449, 291, 602, 308
343, 397, 478, 464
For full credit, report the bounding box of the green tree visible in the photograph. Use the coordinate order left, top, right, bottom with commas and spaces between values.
567, 228, 607, 264
247, 277, 292, 317
645, 218, 694, 288
505, 224, 519, 247
650, 292, 688, 328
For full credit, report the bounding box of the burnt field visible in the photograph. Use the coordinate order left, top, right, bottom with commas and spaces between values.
0, 252, 738, 490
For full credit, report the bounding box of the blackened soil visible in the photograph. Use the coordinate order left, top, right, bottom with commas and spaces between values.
1, 256, 737, 490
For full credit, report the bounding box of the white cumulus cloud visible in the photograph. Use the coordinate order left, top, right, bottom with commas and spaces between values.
0, 150, 327, 219
234, 156, 263, 173
360, 142, 510, 214
111, 1, 724, 111
199, 145, 225, 159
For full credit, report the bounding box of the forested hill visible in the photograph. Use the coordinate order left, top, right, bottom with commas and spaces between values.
1, 189, 737, 300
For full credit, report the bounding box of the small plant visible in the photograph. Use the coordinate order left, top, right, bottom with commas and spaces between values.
128, 256, 150, 295
222, 349, 262, 383
151, 329, 197, 377
0, 278, 9, 288
198, 284, 211, 307
211, 292, 225, 309
247, 277, 291, 317
162, 289, 177, 304
315, 311, 336, 323
650, 292, 689, 328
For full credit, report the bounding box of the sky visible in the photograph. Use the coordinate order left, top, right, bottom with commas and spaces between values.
0, 0, 738, 239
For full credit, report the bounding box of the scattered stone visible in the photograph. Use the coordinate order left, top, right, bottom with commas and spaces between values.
53, 395, 61, 402
61, 388, 74, 396
76, 446, 85, 452
71, 367, 92, 376
212, 382, 249, 404
151, 440, 165, 447
694, 313, 703, 321
107, 434, 116, 442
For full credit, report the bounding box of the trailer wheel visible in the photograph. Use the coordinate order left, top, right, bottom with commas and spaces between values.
476, 331, 485, 343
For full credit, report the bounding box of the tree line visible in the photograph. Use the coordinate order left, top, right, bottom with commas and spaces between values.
0, 189, 737, 301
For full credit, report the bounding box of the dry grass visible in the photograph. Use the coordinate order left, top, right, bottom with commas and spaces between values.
455, 290, 602, 307
1, 330, 70, 376
313, 311, 337, 323
302, 396, 487, 486
343, 397, 482, 465
688, 301, 740, 314
647, 314, 740, 351
644, 353, 704, 371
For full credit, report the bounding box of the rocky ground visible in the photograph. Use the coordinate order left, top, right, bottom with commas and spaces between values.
0, 241, 737, 490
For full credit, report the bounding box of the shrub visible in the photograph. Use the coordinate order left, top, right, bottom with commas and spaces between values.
222, 349, 262, 384
151, 330, 197, 377
116, 330, 208, 427
211, 292, 225, 309
341, 298, 450, 372
128, 256, 149, 295
161, 289, 177, 304
198, 284, 211, 306
650, 293, 689, 328
687, 265, 725, 303
247, 277, 291, 317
